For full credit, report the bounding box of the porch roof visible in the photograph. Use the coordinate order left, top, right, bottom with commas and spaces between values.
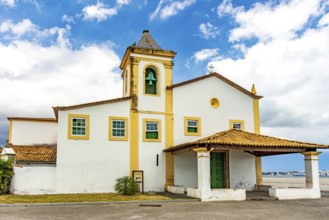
164, 129, 329, 156
3, 145, 57, 164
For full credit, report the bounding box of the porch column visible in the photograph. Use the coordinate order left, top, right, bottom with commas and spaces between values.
255, 157, 263, 185
194, 148, 213, 194
302, 152, 322, 189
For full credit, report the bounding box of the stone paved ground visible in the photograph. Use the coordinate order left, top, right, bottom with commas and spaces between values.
1, 194, 329, 220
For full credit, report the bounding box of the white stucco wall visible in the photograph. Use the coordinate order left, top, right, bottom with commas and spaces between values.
56, 100, 131, 193
10, 121, 57, 145
173, 76, 254, 145
138, 113, 166, 192
11, 165, 56, 195
174, 151, 198, 188
229, 150, 256, 190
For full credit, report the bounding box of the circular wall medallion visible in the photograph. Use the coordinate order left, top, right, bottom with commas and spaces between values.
210, 98, 220, 109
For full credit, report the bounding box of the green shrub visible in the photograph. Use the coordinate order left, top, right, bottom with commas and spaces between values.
115, 176, 138, 195
0, 158, 14, 194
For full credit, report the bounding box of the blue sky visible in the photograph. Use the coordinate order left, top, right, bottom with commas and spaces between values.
0, 0, 329, 171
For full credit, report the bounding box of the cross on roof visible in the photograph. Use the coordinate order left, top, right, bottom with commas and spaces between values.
209, 64, 214, 73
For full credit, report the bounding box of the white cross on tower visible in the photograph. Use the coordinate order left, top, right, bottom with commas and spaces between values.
209, 64, 214, 74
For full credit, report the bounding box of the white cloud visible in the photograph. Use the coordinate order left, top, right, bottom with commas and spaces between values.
82, 1, 118, 22
217, 0, 242, 17
116, 0, 130, 6
193, 48, 219, 63
0, 20, 123, 144
62, 15, 75, 24
199, 22, 220, 39
318, 12, 329, 26
0, 0, 15, 7
210, 1, 329, 144
0, 19, 71, 48
150, 0, 196, 20
218, 0, 322, 42
0, 19, 36, 36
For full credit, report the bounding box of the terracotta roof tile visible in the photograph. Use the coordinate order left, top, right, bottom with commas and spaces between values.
53, 96, 131, 118
166, 72, 263, 99
137, 30, 162, 49
54, 96, 131, 111
164, 129, 329, 152
10, 145, 57, 163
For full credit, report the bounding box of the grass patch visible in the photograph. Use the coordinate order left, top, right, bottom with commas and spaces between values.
0, 193, 171, 204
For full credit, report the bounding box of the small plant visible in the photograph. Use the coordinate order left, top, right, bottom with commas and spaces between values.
115, 176, 138, 195
0, 158, 14, 194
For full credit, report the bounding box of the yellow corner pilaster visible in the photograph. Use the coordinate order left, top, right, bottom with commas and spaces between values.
253, 99, 260, 134
252, 84, 262, 185
130, 111, 139, 174
8, 120, 13, 143
130, 56, 140, 175
165, 61, 174, 188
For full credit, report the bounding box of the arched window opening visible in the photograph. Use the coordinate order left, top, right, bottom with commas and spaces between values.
145, 68, 157, 94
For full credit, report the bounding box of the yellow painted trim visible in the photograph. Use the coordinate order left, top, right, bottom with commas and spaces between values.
210, 98, 220, 109
229, 119, 245, 131
68, 114, 90, 140
164, 61, 174, 188
253, 99, 260, 134
108, 116, 128, 141
130, 57, 139, 101
8, 118, 57, 123
255, 157, 263, 185
138, 110, 172, 115
143, 63, 161, 97
302, 152, 322, 157
252, 85, 262, 185
8, 120, 13, 143
130, 111, 139, 174
143, 118, 162, 142
184, 116, 201, 136
133, 56, 172, 65
193, 147, 214, 152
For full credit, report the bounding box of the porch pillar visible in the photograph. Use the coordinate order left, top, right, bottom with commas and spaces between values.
302, 152, 322, 189
255, 157, 263, 185
194, 147, 213, 195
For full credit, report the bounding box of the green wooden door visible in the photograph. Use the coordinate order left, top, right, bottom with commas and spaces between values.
210, 152, 225, 188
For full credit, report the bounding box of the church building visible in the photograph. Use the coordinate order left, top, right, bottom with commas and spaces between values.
1, 30, 328, 201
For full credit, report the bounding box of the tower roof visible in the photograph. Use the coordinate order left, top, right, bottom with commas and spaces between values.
137, 30, 162, 49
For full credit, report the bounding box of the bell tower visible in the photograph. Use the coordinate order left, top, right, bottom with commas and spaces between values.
119, 30, 176, 189
120, 30, 176, 109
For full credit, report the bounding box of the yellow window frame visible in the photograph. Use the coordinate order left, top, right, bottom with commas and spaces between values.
68, 114, 90, 140
109, 116, 128, 141
229, 119, 245, 131
143, 118, 162, 142
184, 116, 201, 136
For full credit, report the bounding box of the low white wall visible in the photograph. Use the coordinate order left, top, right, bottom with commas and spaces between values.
187, 188, 246, 201
269, 188, 321, 200
229, 150, 256, 190
11, 165, 56, 195
167, 185, 185, 194
174, 151, 197, 188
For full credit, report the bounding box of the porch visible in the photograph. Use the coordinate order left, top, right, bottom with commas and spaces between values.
164, 129, 328, 201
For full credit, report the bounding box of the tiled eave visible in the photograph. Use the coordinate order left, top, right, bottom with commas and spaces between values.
164, 129, 329, 156
7, 117, 57, 123
3, 145, 57, 164
166, 72, 263, 100
52, 96, 131, 119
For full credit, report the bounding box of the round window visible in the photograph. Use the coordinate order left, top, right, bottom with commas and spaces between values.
210, 98, 220, 108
